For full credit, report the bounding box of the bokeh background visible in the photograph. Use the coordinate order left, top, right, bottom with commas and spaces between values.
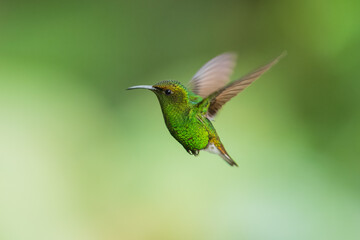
1, 0, 359, 239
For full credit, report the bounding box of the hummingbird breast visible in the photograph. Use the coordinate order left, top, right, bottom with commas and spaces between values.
163, 108, 210, 152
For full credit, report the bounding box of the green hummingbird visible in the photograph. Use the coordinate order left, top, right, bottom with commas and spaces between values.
127, 52, 285, 166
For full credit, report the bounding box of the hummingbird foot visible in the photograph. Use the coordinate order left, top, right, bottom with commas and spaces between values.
187, 149, 199, 156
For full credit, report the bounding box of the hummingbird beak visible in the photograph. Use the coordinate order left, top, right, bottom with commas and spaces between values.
127, 85, 156, 91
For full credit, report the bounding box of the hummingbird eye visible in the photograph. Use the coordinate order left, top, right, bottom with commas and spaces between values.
164, 89, 173, 95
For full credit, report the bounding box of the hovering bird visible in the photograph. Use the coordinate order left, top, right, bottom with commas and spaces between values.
127, 52, 285, 166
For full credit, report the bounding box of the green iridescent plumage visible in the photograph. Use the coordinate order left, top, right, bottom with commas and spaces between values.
152, 80, 215, 155
127, 52, 285, 166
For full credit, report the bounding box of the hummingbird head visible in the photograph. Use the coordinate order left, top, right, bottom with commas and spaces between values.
127, 80, 189, 108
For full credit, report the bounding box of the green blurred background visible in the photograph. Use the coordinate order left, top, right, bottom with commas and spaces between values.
1, 0, 359, 239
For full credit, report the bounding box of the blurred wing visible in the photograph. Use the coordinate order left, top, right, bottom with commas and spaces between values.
189, 53, 237, 98
207, 52, 286, 119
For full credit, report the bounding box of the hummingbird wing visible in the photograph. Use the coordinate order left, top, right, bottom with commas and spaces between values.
206, 52, 286, 119
189, 53, 237, 98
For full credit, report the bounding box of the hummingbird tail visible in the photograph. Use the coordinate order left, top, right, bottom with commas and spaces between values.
219, 151, 238, 167
205, 141, 238, 167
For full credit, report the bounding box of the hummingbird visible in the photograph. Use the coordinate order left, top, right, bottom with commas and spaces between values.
127, 52, 285, 166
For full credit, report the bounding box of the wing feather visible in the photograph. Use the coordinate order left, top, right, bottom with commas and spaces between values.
207, 52, 286, 119
189, 53, 237, 98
